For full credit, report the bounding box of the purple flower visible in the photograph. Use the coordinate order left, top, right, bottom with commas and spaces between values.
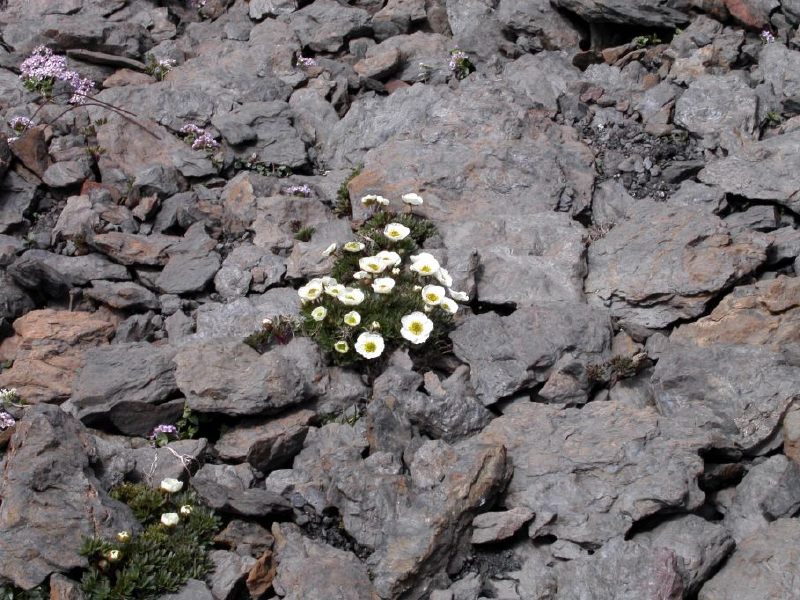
8, 116, 34, 133
19, 46, 94, 104
448, 50, 468, 72
297, 56, 318, 68
761, 30, 776, 44
149, 424, 179, 439
0, 411, 15, 430
282, 184, 312, 197
179, 123, 205, 136
192, 132, 219, 150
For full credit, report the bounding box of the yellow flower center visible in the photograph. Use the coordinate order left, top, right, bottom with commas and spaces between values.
425, 293, 438, 302
364, 342, 376, 353
409, 322, 423, 335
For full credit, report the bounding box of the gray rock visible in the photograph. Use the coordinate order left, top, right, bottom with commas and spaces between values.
767, 226, 800, 264
160, 579, 214, 600
585, 203, 768, 329
477, 401, 705, 546
84, 280, 160, 311
9, 249, 130, 296
214, 409, 315, 472
214, 520, 274, 557
214, 265, 252, 299
497, 0, 582, 51
174, 337, 324, 416
445, 0, 508, 60
552, 0, 689, 27
207, 550, 256, 600
471, 507, 535, 544
674, 74, 758, 151
41, 159, 93, 188
719, 455, 800, 542
271, 522, 377, 600
0, 233, 24, 266
698, 129, 800, 213
634, 515, 734, 595
71, 342, 178, 429
155, 228, 221, 295
666, 180, 727, 214
0, 171, 38, 233
698, 518, 800, 600
0, 270, 35, 322
192, 288, 299, 341
759, 41, 800, 101
450, 303, 612, 406
287, 0, 370, 53
652, 342, 800, 455
249, 0, 297, 19
503, 52, 581, 113
371, 0, 426, 40
191, 462, 291, 517
0, 405, 137, 589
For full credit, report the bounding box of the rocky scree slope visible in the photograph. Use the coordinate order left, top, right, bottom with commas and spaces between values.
1, 0, 800, 598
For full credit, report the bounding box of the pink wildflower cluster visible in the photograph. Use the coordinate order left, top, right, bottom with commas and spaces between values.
282, 184, 312, 197
448, 50, 468, 72
8, 116, 34, 133
761, 30, 776, 44
297, 56, 318, 68
149, 424, 178, 439
19, 46, 94, 104
0, 411, 15, 430
179, 123, 220, 151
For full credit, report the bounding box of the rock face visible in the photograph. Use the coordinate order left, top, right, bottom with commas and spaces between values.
0, 405, 137, 589
553, 0, 690, 27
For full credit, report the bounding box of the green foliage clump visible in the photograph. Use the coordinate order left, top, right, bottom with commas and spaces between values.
81, 483, 220, 600
243, 315, 296, 353
296, 197, 466, 366
587, 353, 648, 385
334, 165, 362, 217
0, 584, 48, 600
632, 34, 662, 48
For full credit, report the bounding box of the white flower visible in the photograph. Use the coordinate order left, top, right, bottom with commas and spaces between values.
449, 289, 469, 302
400, 312, 434, 344
298, 281, 323, 301
361, 194, 389, 207
355, 332, 385, 359
435, 267, 453, 287
370, 321, 381, 330
421, 284, 446, 306
324, 283, 345, 297
384, 223, 411, 241
334, 341, 349, 353
160, 478, 183, 493
322, 243, 337, 256
410, 252, 440, 276
116, 531, 131, 543
376, 250, 402, 267
320, 276, 337, 286
392, 267, 400, 275
311, 306, 327, 321
402, 192, 424, 206
161, 512, 180, 527
372, 277, 396, 294
261, 318, 273, 327
353, 270, 369, 280
107, 549, 121, 562
376, 196, 390, 206
338, 288, 365, 306
344, 241, 365, 252
440, 297, 459, 314
359, 256, 388, 274
343, 311, 361, 326
180, 505, 193, 516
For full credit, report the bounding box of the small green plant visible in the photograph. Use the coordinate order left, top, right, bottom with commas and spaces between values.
764, 111, 782, 126
244, 316, 296, 353
587, 352, 648, 386
81, 481, 220, 600
448, 49, 475, 80
295, 193, 469, 366
0, 584, 48, 600
176, 404, 199, 441
293, 224, 315, 242
334, 165, 362, 217
144, 56, 175, 82
632, 34, 662, 48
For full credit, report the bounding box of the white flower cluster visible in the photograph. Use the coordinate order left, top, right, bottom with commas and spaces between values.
0, 387, 19, 404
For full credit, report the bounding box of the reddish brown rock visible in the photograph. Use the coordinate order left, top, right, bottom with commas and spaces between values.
354, 48, 401, 80
10, 126, 50, 178
91, 232, 178, 266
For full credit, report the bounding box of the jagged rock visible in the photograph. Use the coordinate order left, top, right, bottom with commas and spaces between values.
371, 0, 426, 40
9, 249, 130, 297
208, 550, 257, 600
249, 0, 298, 19
287, 0, 370, 52
785, 401, 800, 464
767, 226, 800, 264
450, 303, 612, 406
698, 518, 800, 600
471, 507, 535, 544
717, 455, 800, 542
0, 171, 38, 233
652, 341, 800, 455
671, 276, 800, 351
271, 522, 377, 600
192, 462, 292, 517
192, 288, 299, 340
585, 203, 768, 329
552, 0, 690, 27
354, 47, 401, 80
698, 130, 800, 213
155, 227, 221, 295
674, 73, 758, 150
214, 409, 315, 472
214, 244, 286, 298
477, 401, 705, 546
634, 515, 734, 595
503, 52, 580, 113
160, 579, 214, 600
9, 127, 49, 178
174, 337, 324, 416
42, 159, 93, 188
84, 280, 160, 311
0, 271, 34, 322
214, 520, 274, 557
90, 232, 177, 266
0, 309, 117, 404
497, 0, 582, 51
665, 181, 727, 214
445, 0, 509, 60
0, 405, 137, 589
70, 342, 178, 429
723, 205, 776, 232
0, 234, 24, 266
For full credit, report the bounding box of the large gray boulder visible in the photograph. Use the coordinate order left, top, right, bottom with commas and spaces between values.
552, 0, 689, 27
9, 249, 130, 296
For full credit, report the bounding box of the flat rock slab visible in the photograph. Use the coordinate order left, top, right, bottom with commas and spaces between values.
450, 303, 612, 406
698, 129, 800, 213
652, 341, 800, 455
9, 249, 130, 297
287, 0, 370, 53
0, 171, 38, 233
477, 401, 705, 546
90, 232, 178, 266
552, 0, 689, 27
671, 276, 800, 351
271, 523, 377, 600
0, 405, 137, 589
192, 462, 291, 517
192, 288, 299, 341
585, 203, 768, 329
471, 507, 535, 544
84, 280, 160, 311
698, 518, 800, 600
